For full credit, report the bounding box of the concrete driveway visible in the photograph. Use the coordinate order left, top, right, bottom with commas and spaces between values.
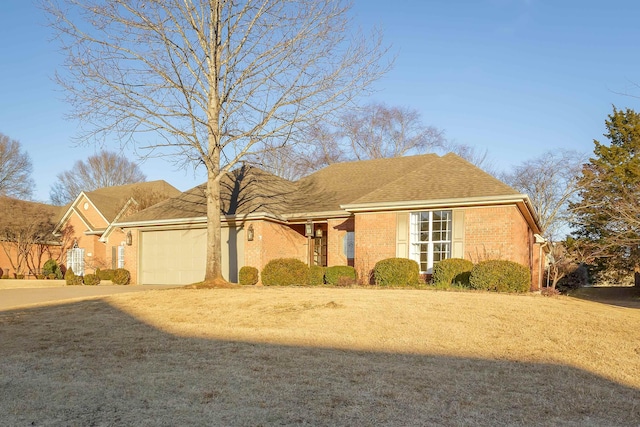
0, 280, 176, 311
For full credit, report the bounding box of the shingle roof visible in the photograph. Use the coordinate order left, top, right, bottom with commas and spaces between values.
0, 197, 63, 232
117, 153, 525, 225
122, 166, 302, 223
83, 180, 181, 222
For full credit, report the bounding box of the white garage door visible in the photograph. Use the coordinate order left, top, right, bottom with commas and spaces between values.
139, 227, 245, 285
140, 229, 206, 285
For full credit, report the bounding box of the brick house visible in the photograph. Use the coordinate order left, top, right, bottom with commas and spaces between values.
51, 181, 180, 275
115, 153, 546, 289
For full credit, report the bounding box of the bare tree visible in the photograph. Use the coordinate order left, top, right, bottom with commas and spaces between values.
501, 150, 586, 241
251, 103, 444, 179
0, 198, 57, 277
0, 133, 34, 200
45, 0, 388, 284
341, 102, 444, 160
50, 150, 146, 205
447, 142, 495, 174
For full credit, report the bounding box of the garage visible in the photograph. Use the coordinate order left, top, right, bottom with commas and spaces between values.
139, 227, 244, 285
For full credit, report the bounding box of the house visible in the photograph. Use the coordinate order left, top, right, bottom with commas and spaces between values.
52, 180, 181, 275
115, 153, 546, 289
0, 197, 64, 278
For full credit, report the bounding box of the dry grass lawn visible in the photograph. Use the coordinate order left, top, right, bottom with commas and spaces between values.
1, 287, 639, 426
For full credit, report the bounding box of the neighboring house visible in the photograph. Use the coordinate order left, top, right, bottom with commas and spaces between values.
0, 197, 64, 278
52, 180, 181, 275
116, 153, 546, 289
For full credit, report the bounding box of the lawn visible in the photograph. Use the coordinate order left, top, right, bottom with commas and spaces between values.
1, 287, 639, 426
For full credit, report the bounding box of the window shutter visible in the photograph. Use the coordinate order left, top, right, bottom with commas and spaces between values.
452, 210, 465, 258
396, 212, 409, 258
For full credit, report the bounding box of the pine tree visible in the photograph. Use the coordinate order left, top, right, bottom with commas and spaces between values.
572, 107, 640, 285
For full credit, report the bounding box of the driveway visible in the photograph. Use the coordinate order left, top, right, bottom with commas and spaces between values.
0, 280, 177, 311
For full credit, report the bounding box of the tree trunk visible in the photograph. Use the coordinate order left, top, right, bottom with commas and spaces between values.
204, 161, 225, 283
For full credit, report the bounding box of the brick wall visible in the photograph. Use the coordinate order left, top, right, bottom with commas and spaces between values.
244, 220, 308, 283
464, 206, 530, 266
354, 212, 397, 283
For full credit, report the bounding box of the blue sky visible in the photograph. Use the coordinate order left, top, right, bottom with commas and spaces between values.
1, 0, 639, 202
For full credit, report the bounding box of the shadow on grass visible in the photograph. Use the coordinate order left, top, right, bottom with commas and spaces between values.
568, 286, 640, 309
0, 299, 638, 426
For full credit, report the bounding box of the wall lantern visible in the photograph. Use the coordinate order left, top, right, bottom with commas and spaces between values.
247, 224, 254, 241
125, 231, 133, 246
305, 220, 314, 237
315, 229, 323, 238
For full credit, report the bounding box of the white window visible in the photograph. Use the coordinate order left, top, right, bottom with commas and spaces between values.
410, 210, 452, 273
118, 245, 125, 269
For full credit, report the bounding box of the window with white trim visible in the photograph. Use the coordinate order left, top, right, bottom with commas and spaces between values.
117, 245, 125, 269
410, 210, 452, 273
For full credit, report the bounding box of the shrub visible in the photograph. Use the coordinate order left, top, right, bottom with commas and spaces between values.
0, 267, 3, 277
47, 273, 57, 280
16, 274, 24, 280
97, 269, 115, 281
373, 258, 420, 287
469, 260, 530, 293
83, 274, 101, 286
43, 259, 63, 279
431, 258, 474, 288
64, 267, 83, 286
325, 265, 357, 286
308, 265, 326, 286
112, 269, 131, 286
239, 266, 259, 286
36, 274, 45, 280
261, 258, 309, 286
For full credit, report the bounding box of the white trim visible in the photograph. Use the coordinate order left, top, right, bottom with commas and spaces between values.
114, 211, 289, 229
100, 198, 138, 242
53, 192, 110, 235
341, 194, 532, 212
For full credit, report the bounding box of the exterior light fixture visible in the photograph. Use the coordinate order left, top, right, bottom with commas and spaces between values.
125, 231, 133, 246
315, 229, 323, 238
247, 224, 254, 241
305, 220, 313, 237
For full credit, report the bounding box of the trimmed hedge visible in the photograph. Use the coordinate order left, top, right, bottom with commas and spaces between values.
43, 259, 63, 279
432, 258, 474, 288
469, 260, 530, 293
112, 268, 131, 286
262, 258, 309, 286
96, 268, 115, 281
83, 274, 101, 286
308, 265, 326, 286
64, 267, 83, 286
325, 265, 357, 286
239, 266, 259, 286
373, 258, 420, 287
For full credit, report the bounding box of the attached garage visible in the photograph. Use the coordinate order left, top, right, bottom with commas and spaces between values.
139, 226, 244, 285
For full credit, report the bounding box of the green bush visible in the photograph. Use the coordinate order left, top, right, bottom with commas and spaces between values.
0, 267, 3, 277
239, 266, 259, 286
373, 258, 420, 287
308, 265, 326, 286
47, 273, 57, 280
64, 267, 83, 286
325, 265, 357, 286
96, 269, 115, 281
112, 269, 131, 286
261, 258, 309, 286
16, 274, 24, 280
43, 259, 63, 279
431, 258, 474, 288
469, 260, 530, 293
83, 274, 101, 286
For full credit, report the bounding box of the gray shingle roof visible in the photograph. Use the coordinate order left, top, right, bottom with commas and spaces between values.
118, 153, 524, 225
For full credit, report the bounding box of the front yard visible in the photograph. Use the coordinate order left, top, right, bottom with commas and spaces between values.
1, 287, 638, 425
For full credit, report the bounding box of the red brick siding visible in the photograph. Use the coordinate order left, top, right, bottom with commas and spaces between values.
354, 212, 397, 282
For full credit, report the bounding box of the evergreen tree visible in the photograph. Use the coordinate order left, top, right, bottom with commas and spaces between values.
572, 106, 640, 285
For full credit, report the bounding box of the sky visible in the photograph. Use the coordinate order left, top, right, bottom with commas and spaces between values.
1, 0, 640, 202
